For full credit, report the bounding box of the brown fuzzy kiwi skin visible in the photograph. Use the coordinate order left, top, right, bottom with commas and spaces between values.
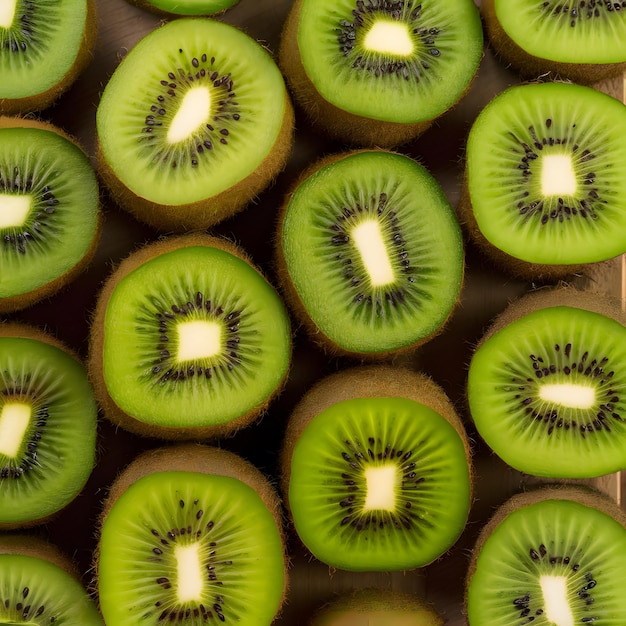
96, 91, 295, 232
94, 443, 289, 618
280, 364, 473, 515
87, 231, 292, 440
481, 0, 626, 85
274, 149, 465, 360
0, 0, 98, 115
0, 115, 103, 314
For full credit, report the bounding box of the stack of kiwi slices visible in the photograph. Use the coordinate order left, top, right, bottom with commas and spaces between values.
279, 0, 484, 147
0, 0, 96, 114
96, 17, 294, 232
96, 444, 287, 626
88, 232, 292, 439
458, 81, 626, 280
126, 0, 240, 17
281, 365, 472, 572
0, 117, 101, 314
0, 323, 98, 529
482, 0, 626, 84
466, 485, 626, 625
467, 286, 626, 478
276, 150, 464, 358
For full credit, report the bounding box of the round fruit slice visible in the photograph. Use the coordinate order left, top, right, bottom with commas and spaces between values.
96, 17, 294, 231
88, 233, 291, 439
0, 0, 96, 114
0, 117, 101, 313
279, 0, 483, 147
277, 150, 464, 357
282, 366, 472, 572
97, 445, 287, 626
459, 81, 626, 278
467, 287, 626, 478
0, 324, 98, 528
466, 486, 626, 626
128, 0, 239, 16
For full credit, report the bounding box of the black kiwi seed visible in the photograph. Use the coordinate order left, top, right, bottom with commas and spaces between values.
1, 0, 36, 54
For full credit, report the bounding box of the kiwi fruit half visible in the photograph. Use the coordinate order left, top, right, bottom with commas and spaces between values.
96, 17, 294, 232
0, 323, 98, 529
0, 117, 101, 314
279, 0, 484, 147
467, 286, 626, 478
458, 81, 626, 280
127, 0, 240, 17
276, 150, 464, 358
96, 444, 287, 626
0, 0, 96, 114
0, 534, 104, 624
88, 232, 292, 439
466, 485, 626, 625
281, 365, 472, 572
482, 0, 626, 84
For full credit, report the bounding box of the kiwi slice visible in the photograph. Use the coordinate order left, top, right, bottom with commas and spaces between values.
458, 81, 626, 280
0, 117, 101, 314
0, 534, 103, 624
279, 0, 484, 147
96, 17, 294, 232
88, 232, 291, 439
467, 286, 626, 478
466, 485, 626, 625
482, 0, 626, 84
0, 323, 98, 529
0, 0, 96, 115
127, 0, 240, 17
276, 150, 464, 357
281, 365, 472, 572
97, 444, 287, 625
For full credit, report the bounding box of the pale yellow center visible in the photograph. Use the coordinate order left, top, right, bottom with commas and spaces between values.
175, 543, 204, 603
0, 0, 17, 29
364, 20, 414, 56
540, 575, 573, 626
541, 154, 577, 197
0, 402, 31, 458
167, 86, 212, 144
0, 193, 32, 229
539, 383, 595, 409
177, 321, 222, 362
352, 220, 395, 287
363, 464, 398, 511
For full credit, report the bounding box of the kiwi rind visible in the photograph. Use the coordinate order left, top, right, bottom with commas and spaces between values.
126, 0, 240, 17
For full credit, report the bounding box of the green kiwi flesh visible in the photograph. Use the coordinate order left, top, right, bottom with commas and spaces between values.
88, 233, 291, 439
466, 486, 626, 626
460, 81, 626, 276
0, 535, 104, 624
0, 117, 101, 313
97, 445, 286, 626
0, 324, 98, 529
277, 150, 464, 357
483, 0, 626, 83
282, 366, 472, 572
129, 0, 240, 16
467, 288, 626, 478
0, 0, 96, 114
96, 17, 294, 231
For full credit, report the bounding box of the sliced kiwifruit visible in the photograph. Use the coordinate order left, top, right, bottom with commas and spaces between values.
276, 150, 464, 357
0, 0, 97, 114
96, 17, 294, 232
127, 0, 239, 17
279, 0, 484, 147
466, 485, 626, 625
0, 117, 101, 314
0, 323, 98, 529
0, 534, 104, 624
482, 0, 626, 84
458, 81, 626, 280
88, 232, 292, 439
281, 365, 472, 572
96, 444, 287, 626
467, 286, 626, 478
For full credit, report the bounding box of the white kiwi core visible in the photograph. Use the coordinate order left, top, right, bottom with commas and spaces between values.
538, 383, 595, 409
175, 543, 204, 603
363, 20, 414, 56
0, 402, 31, 458
540, 575, 573, 626
363, 464, 398, 511
177, 320, 222, 362
0, 193, 32, 229
167, 86, 211, 144
352, 219, 395, 287
0, 0, 17, 29
541, 154, 577, 197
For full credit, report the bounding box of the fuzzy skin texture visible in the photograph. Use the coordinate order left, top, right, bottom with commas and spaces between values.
88, 232, 291, 440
